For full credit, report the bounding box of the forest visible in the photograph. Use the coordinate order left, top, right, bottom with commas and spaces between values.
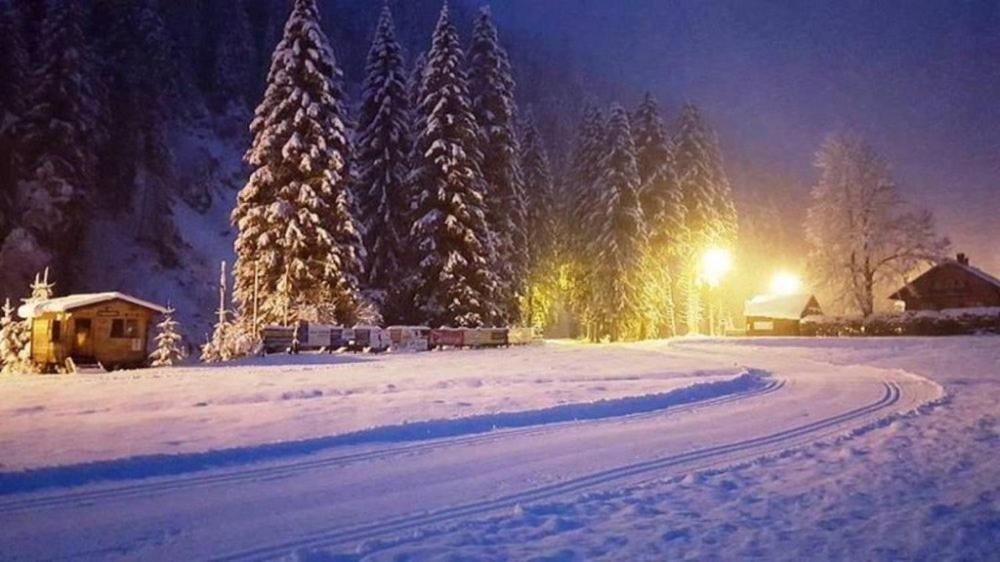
0, 0, 945, 350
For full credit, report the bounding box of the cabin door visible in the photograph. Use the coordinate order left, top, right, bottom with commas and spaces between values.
72, 319, 95, 362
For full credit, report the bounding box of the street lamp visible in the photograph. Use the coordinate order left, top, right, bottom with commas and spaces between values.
699, 247, 732, 335
769, 271, 802, 295
700, 247, 733, 288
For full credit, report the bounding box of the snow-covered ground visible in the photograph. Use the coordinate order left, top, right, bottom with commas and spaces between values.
0, 337, 995, 561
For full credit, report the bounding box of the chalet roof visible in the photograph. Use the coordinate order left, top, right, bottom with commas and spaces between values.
744, 293, 819, 320
18, 292, 168, 319
889, 259, 1000, 300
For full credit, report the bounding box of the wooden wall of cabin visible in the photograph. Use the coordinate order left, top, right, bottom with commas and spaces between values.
903, 264, 1000, 310
31, 300, 156, 368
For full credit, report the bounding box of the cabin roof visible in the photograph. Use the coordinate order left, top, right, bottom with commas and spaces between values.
744, 293, 819, 320
18, 292, 168, 319
889, 259, 1000, 300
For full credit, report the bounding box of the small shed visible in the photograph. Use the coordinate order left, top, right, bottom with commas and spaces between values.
744, 293, 823, 336
18, 292, 167, 371
889, 254, 1000, 311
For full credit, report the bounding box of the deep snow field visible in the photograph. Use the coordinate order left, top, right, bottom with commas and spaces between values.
0, 337, 996, 561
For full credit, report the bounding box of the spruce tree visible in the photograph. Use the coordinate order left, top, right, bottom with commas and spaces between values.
468, 7, 526, 324
633, 93, 672, 186
633, 93, 685, 337
0, 298, 32, 374
567, 103, 606, 337
232, 0, 365, 326
592, 104, 647, 341
406, 4, 496, 328
150, 306, 185, 367
356, 4, 411, 312
671, 103, 735, 333
519, 112, 558, 327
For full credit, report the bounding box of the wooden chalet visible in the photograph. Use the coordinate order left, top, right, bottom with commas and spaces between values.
18, 292, 167, 371
744, 293, 823, 336
889, 254, 1000, 311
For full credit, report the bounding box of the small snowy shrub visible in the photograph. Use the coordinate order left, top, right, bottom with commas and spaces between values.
0, 299, 34, 374
149, 307, 186, 367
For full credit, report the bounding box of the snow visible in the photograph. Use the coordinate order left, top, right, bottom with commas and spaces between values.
0, 337, 995, 561
744, 293, 818, 320
17, 292, 167, 319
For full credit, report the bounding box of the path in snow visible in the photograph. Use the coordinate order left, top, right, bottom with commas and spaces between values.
0, 340, 944, 561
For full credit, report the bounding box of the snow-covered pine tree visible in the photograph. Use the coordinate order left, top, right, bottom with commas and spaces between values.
408, 52, 428, 120
0, 4, 28, 240
356, 4, 411, 317
707, 129, 739, 247
0, 297, 32, 374
632, 93, 685, 337
671, 103, 725, 333
406, 4, 496, 328
150, 306, 185, 367
673, 104, 722, 246
469, 7, 527, 324
566, 103, 607, 337
232, 0, 366, 326
0, 0, 101, 290
633, 93, 672, 187
519, 112, 559, 327
592, 104, 647, 342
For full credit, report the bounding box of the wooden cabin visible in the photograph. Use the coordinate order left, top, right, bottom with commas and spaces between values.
889, 254, 1000, 311
744, 293, 823, 336
18, 292, 167, 371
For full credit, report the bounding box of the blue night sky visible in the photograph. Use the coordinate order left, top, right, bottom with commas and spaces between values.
482, 0, 1000, 273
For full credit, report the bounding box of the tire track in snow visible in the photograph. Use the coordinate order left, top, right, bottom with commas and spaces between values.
212, 381, 902, 562
0, 379, 785, 514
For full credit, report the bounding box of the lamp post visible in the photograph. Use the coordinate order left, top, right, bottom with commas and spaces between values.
699, 247, 732, 336
769, 271, 802, 296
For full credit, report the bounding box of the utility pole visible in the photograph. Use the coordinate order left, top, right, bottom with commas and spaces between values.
218, 261, 228, 328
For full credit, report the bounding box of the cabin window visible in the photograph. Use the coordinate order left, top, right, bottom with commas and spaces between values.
50, 320, 62, 342
110, 319, 140, 339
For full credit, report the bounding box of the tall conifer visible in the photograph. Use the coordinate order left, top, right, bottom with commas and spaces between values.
356, 4, 411, 315
592, 104, 647, 341
406, 5, 496, 327
232, 0, 365, 326
468, 7, 526, 323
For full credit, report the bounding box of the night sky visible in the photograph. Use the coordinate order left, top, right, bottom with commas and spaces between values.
485, 0, 1000, 273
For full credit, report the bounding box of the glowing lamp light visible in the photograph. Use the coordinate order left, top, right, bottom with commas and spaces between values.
770, 271, 803, 295
700, 247, 732, 287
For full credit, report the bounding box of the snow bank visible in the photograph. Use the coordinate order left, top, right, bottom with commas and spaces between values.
0, 343, 745, 472
0, 370, 767, 494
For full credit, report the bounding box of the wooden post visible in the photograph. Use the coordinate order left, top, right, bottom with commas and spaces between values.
252, 260, 260, 337
282, 262, 290, 327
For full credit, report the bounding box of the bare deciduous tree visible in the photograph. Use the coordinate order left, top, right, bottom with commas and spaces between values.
806, 133, 949, 316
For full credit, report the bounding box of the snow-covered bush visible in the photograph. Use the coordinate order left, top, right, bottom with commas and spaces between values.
149, 307, 185, 367
0, 298, 34, 374
200, 316, 261, 363
802, 308, 1000, 337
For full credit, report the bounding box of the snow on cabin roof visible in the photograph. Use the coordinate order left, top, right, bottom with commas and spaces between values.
890, 259, 1000, 299
744, 293, 819, 320
18, 292, 168, 319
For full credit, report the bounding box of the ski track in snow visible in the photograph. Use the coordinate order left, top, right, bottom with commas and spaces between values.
0, 339, 966, 561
